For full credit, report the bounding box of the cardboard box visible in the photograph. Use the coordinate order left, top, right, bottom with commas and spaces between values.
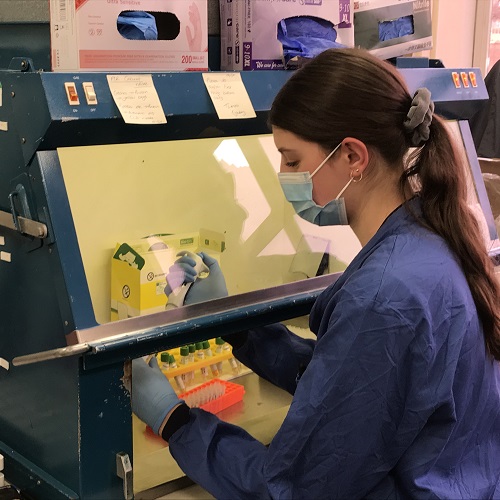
353, 0, 432, 59
50, 0, 208, 71
220, 0, 354, 71
110, 229, 224, 321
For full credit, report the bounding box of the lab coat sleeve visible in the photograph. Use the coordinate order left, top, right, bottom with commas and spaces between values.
170, 290, 454, 499
230, 323, 316, 394
169, 410, 272, 500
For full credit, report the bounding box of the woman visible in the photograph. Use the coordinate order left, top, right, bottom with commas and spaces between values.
132, 48, 500, 499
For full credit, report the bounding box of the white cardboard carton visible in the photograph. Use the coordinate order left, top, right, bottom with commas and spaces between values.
110, 229, 225, 320
50, 0, 208, 71
220, 0, 354, 71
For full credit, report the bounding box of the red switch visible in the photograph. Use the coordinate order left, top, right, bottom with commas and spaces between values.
64, 82, 80, 105
460, 72, 470, 88
452, 72, 461, 88
469, 72, 478, 88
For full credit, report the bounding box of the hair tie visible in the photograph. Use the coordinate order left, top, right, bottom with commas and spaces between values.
403, 88, 435, 147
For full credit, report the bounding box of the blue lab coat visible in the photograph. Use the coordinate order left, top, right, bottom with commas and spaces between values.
169, 200, 500, 499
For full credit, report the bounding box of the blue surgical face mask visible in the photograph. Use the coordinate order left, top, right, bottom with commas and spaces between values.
278, 142, 353, 226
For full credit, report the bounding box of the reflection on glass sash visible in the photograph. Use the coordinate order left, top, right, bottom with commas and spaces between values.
58, 135, 362, 325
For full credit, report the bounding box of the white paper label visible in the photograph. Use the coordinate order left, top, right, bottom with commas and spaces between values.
107, 74, 167, 125
202, 73, 257, 120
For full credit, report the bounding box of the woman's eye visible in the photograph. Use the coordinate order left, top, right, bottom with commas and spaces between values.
286, 161, 299, 168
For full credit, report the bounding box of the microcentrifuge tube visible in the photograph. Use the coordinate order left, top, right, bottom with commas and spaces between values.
180, 346, 192, 386
160, 352, 170, 371
228, 357, 240, 374
188, 344, 196, 363
215, 337, 225, 373
169, 354, 177, 369
223, 339, 240, 374
188, 344, 196, 383
203, 340, 219, 377
196, 342, 209, 380
215, 337, 224, 354
169, 354, 185, 391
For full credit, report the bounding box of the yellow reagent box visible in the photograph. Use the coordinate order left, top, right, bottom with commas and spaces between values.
110, 229, 225, 321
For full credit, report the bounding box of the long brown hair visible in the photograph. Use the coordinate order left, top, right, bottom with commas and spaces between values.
269, 48, 500, 360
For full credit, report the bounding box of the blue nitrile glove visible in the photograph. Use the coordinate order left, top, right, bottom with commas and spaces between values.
277, 16, 345, 68
379, 16, 414, 41
117, 11, 158, 40
132, 357, 182, 435
165, 252, 228, 306
184, 252, 228, 305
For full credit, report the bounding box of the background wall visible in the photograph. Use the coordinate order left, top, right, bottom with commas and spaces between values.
430, 0, 477, 68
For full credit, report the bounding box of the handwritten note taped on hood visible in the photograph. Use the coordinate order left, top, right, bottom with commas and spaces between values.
107, 74, 167, 125
202, 73, 256, 120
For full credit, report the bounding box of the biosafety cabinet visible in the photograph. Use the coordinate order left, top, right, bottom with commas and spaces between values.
0, 58, 498, 499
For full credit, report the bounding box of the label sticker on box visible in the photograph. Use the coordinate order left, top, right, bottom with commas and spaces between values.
107, 74, 167, 125
202, 73, 256, 120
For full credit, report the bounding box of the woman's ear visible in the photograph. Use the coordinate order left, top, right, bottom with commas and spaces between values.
341, 138, 370, 176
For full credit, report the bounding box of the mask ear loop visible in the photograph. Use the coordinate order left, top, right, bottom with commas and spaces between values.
310, 142, 343, 178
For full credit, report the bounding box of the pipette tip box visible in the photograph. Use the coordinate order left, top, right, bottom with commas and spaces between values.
179, 379, 245, 414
